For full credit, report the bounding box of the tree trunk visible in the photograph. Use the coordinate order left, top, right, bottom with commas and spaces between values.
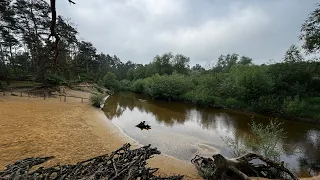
0, 44, 10, 85
192, 153, 298, 180
9, 45, 17, 76
86, 60, 89, 74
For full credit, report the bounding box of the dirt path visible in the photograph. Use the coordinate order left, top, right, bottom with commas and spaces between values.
0, 94, 200, 179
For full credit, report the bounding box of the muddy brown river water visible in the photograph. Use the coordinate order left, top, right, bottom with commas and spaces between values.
103, 92, 320, 177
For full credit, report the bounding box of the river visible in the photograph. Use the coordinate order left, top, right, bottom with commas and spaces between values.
102, 92, 320, 177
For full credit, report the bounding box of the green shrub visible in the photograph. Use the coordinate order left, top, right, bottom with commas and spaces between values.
90, 92, 104, 107
119, 79, 131, 91
182, 86, 215, 106
251, 95, 282, 114
94, 84, 104, 93
78, 73, 95, 82
302, 97, 320, 119
225, 97, 238, 108
283, 96, 307, 117
130, 79, 145, 93
45, 73, 66, 85
247, 120, 286, 161
229, 65, 273, 101
103, 72, 120, 91
222, 119, 286, 161
143, 73, 193, 100
212, 96, 225, 107
308, 97, 320, 104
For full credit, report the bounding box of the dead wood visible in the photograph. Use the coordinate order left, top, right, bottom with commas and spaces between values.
0, 143, 183, 180
136, 121, 151, 130
191, 153, 298, 180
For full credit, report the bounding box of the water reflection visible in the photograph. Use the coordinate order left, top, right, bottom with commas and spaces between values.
103, 92, 320, 177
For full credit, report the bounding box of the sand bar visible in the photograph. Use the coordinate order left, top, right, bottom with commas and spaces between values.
0, 93, 201, 179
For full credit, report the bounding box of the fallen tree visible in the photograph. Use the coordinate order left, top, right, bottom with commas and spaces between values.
191, 153, 298, 180
0, 143, 183, 180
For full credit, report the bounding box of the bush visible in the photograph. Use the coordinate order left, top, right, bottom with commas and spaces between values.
90, 92, 104, 107
283, 96, 306, 117
94, 84, 104, 93
225, 97, 239, 108
229, 65, 273, 101
301, 97, 320, 119
247, 119, 286, 161
143, 73, 193, 100
251, 95, 282, 114
182, 86, 215, 106
45, 73, 66, 85
222, 119, 286, 161
130, 79, 145, 93
119, 79, 131, 91
103, 72, 120, 91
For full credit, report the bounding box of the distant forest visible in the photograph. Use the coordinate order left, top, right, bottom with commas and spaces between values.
1, 0, 320, 121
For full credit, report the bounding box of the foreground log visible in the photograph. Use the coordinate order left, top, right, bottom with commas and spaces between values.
191, 153, 298, 180
0, 143, 183, 180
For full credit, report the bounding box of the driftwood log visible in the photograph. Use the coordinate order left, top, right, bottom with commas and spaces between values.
0, 143, 183, 180
191, 153, 298, 180
136, 121, 151, 130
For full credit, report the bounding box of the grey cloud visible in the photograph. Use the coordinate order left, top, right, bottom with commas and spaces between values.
56, 0, 318, 65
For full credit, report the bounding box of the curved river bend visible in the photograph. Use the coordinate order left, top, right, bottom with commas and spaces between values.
103, 92, 320, 177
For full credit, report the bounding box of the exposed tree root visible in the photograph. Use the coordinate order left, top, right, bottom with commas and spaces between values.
191, 153, 298, 180
0, 143, 183, 180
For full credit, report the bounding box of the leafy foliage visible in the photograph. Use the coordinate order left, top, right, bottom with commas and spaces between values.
300, 3, 320, 53
222, 119, 286, 161
1, 1, 320, 121
45, 73, 66, 85
130, 79, 145, 93
103, 72, 120, 91
283, 45, 304, 63
143, 73, 193, 100
246, 120, 286, 161
90, 92, 104, 107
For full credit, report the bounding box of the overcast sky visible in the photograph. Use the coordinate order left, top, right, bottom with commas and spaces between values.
55, 0, 317, 66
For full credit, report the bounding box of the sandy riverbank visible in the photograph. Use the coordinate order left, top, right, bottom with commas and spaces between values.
0, 92, 201, 179
1, 91, 319, 180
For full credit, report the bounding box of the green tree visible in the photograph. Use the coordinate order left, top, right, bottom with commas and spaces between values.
213, 53, 239, 72
126, 68, 134, 81
143, 73, 193, 100
133, 64, 146, 79
283, 44, 304, 63
172, 54, 190, 74
229, 65, 273, 101
153, 53, 174, 75
76, 41, 97, 77
103, 72, 120, 91
238, 56, 252, 65
300, 3, 320, 53
191, 64, 205, 71
13, 0, 52, 82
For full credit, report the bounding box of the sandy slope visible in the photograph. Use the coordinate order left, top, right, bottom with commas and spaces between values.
0, 93, 200, 179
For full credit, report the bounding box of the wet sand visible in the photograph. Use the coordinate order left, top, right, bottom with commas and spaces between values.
0, 93, 200, 179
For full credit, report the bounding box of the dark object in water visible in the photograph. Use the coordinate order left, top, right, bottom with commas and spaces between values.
136, 121, 151, 130
0, 143, 183, 180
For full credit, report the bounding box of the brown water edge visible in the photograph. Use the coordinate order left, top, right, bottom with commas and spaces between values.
0, 94, 201, 179
103, 92, 320, 178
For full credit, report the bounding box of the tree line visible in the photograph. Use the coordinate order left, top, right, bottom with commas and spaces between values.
0, 0, 129, 86
1, 0, 320, 121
